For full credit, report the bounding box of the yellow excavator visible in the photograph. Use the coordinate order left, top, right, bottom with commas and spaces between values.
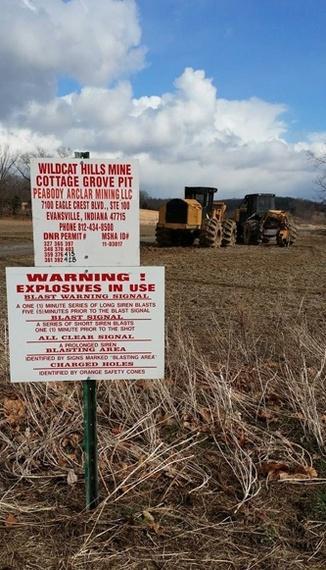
156, 187, 237, 247
234, 193, 297, 246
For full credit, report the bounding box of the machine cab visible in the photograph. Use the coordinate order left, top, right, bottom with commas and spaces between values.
184, 187, 217, 215
239, 193, 276, 221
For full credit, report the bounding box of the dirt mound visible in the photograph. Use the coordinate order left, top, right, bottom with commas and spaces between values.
140, 208, 158, 225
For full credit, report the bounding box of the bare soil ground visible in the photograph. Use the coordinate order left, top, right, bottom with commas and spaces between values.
0, 219, 325, 569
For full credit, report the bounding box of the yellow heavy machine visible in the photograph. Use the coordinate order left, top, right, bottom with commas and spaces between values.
156, 187, 237, 247
234, 193, 297, 246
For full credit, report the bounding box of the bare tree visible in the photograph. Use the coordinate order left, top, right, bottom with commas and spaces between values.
16, 147, 48, 182
315, 155, 326, 197
307, 149, 326, 202
0, 144, 17, 188
16, 146, 71, 182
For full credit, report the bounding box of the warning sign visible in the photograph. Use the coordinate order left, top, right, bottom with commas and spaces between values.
6, 267, 164, 382
30, 158, 139, 266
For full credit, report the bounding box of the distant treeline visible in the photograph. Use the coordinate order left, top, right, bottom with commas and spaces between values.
139, 191, 167, 211
140, 191, 326, 220
1, 178, 325, 221
222, 196, 326, 219
0, 173, 31, 216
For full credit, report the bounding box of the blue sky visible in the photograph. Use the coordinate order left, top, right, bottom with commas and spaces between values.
1, 0, 326, 199
133, 0, 326, 140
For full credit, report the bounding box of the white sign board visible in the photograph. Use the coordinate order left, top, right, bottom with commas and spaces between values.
6, 267, 164, 383
30, 158, 139, 266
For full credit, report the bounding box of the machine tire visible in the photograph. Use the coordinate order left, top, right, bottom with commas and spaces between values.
243, 219, 260, 245
276, 223, 297, 247
222, 219, 237, 247
155, 226, 174, 247
199, 218, 222, 247
289, 223, 297, 245
180, 232, 195, 247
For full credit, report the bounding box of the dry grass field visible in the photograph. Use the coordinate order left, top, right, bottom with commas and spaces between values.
0, 218, 325, 569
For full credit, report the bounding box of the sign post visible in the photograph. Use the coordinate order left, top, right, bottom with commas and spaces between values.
74, 151, 99, 510
74, 151, 98, 510
83, 377, 99, 509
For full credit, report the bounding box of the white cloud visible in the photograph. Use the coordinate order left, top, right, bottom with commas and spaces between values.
0, 0, 145, 115
0, 126, 60, 154
215, 98, 287, 143
0, 1, 323, 200
294, 132, 326, 159
22, 67, 281, 155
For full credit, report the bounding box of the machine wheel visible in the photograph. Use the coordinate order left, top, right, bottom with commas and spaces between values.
180, 232, 195, 247
155, 226, 174, 247
277, 223, 297, 247
199, 218, 222, 247
288, 223, 297, 245
243, 219, 260, 245
222, 219, 237, 247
